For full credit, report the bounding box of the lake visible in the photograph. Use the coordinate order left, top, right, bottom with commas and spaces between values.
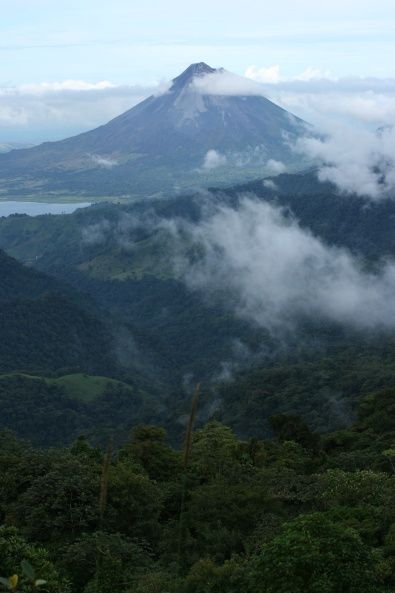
0, 201, 91, 217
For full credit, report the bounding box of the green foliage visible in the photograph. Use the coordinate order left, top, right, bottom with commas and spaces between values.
190, 422, 240, 480
318, 469, 392, 507
0, 386, 394, 593
0, 249, 114, 376
269, 414, 321, 453
184, 557, 246, 593
107, 460, 162, 540
0, 527, 69, 592
249, 513, 377, 593
60, 531, 152, 592
10, 455, 100, 542
119, 426, 179, 482
0, 374, 157, 447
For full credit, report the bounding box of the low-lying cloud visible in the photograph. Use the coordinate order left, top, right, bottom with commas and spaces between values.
79, 195, 395, 336
176, 198, 395, 332
202, 149, 227, 169
0, 80, 162, 142
90, 154, 119, 168
295, 124, 395, 199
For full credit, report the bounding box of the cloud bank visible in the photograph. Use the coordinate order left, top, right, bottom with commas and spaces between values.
79, 194, 395, 337
0, 81, 162, 142
176, 198, 395, 332
244, 66, 395, 130
295, 125, 395, 199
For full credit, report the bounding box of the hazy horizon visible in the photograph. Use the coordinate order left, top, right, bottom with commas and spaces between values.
1, 0, 395, 143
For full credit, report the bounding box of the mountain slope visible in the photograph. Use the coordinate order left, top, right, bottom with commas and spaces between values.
1, 170, 395, 387
0, 250, 115, 374
1, 173, 395, 440
0, 63, 308, 199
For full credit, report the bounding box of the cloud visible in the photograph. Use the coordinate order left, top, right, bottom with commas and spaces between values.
17, 80, 117, 94
239, 65, 395, 199
202, 149, 227, 169
0, 80, 164, 142
245, 64, 333, 84
270, 88, 395, 127
79, 195, 395, 337
176, 198, 395, 332
192, 69, 266, 97
81, 220, 111, 245
262, 179, 278, 190
295, 124, 395, 199
244, 65, 395, 127
266, 159, 286, 174
294, 67, 332, 82
90, 154, 119, 168
245, 65, 281, 84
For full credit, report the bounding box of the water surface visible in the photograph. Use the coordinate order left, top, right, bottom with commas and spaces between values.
0, 201, 91, 217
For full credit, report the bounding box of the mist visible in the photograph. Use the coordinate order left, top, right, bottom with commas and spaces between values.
295, 124, 395, 199
172, 197, 395, 332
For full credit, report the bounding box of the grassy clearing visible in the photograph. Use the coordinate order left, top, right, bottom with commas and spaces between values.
0, 372, 133, 403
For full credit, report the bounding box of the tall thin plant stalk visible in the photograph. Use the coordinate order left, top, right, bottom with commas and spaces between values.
176, 384, 200, 581
99, 437, 113, 527
96, 437, 113, 593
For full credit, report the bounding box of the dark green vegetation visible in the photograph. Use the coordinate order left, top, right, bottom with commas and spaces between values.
0, 389, 395, 592
0, 250, 115, 375
1, 170, 395, 446
0, 373, 158, 448
1, 170, 395, 591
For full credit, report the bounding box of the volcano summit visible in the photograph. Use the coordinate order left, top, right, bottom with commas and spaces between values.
0, 62, 309, 200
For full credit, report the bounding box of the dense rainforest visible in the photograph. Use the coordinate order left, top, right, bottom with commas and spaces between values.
1, 171, 395, 591
0, 387, 394, 592
2, 174, 395, 445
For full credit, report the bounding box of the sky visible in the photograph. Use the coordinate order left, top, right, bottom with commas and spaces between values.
1, 0, 395, 142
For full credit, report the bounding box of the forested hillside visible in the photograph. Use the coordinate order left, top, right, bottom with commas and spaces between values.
0, 250, 116, 375
1, 171, 395, 444
0, 389, 394, 592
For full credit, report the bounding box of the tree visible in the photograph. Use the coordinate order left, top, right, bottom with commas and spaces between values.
190, 422, 240, 481
11, 455, 100, 542
119, 425, 179, 482
269, 414, 321, 454
249, 513, 377, 593
107, 460, 162, 541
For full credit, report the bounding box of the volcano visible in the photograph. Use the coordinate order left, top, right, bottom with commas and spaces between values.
0, 62, 309, 199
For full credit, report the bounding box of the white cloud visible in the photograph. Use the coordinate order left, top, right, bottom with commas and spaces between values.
202, 149, 227, 169
192, 69, 266, 96
243, 65, 395, 127
90, 154, 119, 168
266, 159, 286, 174
245, 64, 334, 85
295, 124, 395, 199
263, 179, 278, 190
16, 80, 117, 94
294, 67, 332, 82
269, 89, 395, 127
245, 65, 281, 84
0, 80, 162, 142
180, 198, 395, 331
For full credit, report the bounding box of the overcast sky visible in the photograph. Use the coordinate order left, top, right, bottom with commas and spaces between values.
1, 0, 395, 142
